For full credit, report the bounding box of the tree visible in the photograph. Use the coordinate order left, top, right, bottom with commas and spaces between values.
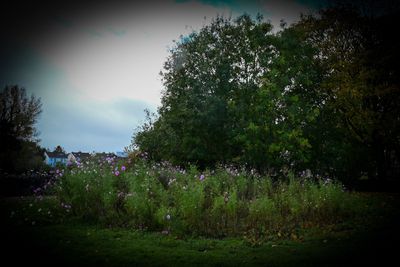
53, 145, 66, 153
133, 7, 399, 182
135, 15, 276, 169
0, 85, 43, 172
133, 15, 323, 174
0, 85, 42, 141
237, 24, 324, 173
297, 3, 400, 180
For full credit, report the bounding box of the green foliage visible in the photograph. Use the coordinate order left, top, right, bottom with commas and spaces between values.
55, 158, 362, 240
13, 140, 47, 172
0, 85, 44, 172
248, 196, 277, 234
0, 85, 42, 142
134, 14, 320, 172
296, 5, 400, 180
4, 192, 400, 267
132, 7, 400, 183
53, 145, 66, 153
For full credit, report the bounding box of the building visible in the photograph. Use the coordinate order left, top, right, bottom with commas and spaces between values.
68, 152, 91, 164
116, 151, 128, 158
44, 151, 68, 167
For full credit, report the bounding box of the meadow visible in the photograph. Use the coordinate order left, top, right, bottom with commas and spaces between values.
54, 156, 365, 240
1, 155, 399, 266
1, 3, 399, 266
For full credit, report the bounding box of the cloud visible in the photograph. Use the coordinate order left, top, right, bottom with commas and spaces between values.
38, 97, 154, 152
176, 0, 317, 26
1, 0, 320, 153
195, 0, 265, 16
53, 17, 75, 29
260, 0, 315, 25
0, 44, 153, 152
0, 46, 67, 101
25, 0, 239, 108
108, 27, 127, 37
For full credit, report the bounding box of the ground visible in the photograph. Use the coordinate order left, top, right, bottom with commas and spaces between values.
1, 193, 399, 266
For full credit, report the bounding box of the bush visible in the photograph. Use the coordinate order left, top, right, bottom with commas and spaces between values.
53, 158, 362, 240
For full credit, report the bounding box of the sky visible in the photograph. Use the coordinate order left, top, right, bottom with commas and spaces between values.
0, 0, 324, 153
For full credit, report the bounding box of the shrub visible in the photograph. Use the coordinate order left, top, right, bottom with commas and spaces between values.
54, 158, 362, 240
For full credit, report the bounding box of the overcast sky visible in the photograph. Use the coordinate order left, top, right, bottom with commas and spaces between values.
0, 0, 324, 153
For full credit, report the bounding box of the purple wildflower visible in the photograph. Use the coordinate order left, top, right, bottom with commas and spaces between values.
199, 174, 205, 181
115, 170, 120, 176
121, 166, 126, 171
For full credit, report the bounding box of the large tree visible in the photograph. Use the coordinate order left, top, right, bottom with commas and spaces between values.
133, 6, 399, 182
134, 15, 323, 173
297, 3, 400, 180
136, 15, 274, 168
0, 85, 43, 171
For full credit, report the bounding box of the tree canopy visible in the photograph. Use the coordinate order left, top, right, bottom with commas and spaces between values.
0, 85, 42, 141
53, 145, 66, 154
0, 85, 43, 172
297, 4, 400, 181
132, 5, 400, 182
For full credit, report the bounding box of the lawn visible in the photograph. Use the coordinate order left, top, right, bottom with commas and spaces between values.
1, 193, 399, 266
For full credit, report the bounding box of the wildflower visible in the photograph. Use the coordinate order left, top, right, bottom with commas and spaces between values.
115, 170, 120, 176
161, 230, 169, 235
121, 166, 126, 171
199, 174, 205, 181
168, 178, 176, 186
224, 192, 229, 203
166, 214, 171, 220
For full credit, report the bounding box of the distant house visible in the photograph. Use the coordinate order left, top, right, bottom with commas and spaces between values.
116, 151, 128, 158
68, 152, 91, 164
94, 152, 116, 160
44, 151, 68, 167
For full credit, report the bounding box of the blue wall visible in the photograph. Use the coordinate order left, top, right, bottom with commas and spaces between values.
45, 157, 67, 167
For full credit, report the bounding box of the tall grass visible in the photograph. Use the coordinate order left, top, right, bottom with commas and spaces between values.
54, 157, 363, 241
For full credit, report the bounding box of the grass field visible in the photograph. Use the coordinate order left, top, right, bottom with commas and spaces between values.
1, 193, 399, 266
